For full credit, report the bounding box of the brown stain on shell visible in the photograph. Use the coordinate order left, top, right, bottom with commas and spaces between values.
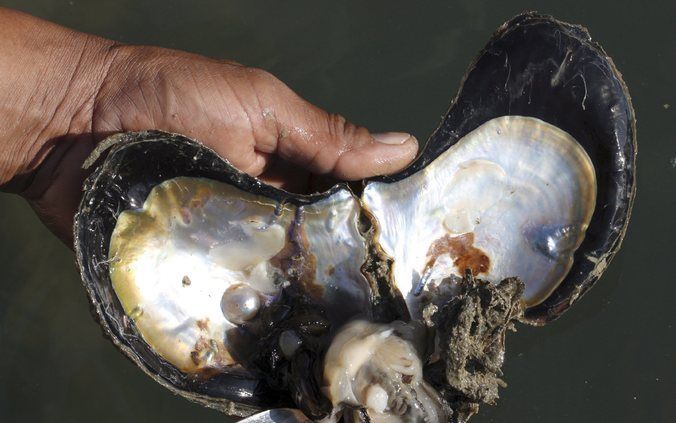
188, 319, 236, 372
189, 185, 212, 209
426, 232, 490, 276
196, 319, 209, 331
269, 209, 324, 300
179, 207, 192, 224
189, 336, 234, 370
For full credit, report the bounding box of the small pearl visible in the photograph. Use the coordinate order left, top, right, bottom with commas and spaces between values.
220, 284, 260, 324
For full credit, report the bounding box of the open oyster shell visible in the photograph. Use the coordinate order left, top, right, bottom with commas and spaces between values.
74, 11, 635, 421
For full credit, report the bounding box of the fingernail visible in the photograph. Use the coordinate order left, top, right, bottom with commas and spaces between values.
372, 132, 414, 145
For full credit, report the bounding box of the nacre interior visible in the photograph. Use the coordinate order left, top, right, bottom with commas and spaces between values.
363, 116, 596, 314
110, 178, 371, 373
109, 116, 595, 373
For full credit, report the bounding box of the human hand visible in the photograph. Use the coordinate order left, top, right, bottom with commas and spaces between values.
0, 8, 418, 245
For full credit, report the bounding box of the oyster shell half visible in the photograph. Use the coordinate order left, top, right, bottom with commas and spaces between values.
76, 132, 404, 417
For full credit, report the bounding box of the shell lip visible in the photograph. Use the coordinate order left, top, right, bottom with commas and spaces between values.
81, 130, 354, 206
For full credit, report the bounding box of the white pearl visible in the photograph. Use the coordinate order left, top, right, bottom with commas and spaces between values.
220, 284, 260, 324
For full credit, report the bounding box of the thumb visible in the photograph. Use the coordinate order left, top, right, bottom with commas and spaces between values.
248, 69, 419, 180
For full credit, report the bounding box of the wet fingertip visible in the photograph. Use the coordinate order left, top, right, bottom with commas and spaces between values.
405, 135, 419, 153
395, 135, 419, 161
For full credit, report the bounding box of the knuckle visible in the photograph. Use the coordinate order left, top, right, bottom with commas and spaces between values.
327, 113, 369, 149
246, 67, 279, 86
327, 113, 348, 136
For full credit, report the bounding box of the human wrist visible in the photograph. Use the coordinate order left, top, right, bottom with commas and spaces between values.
0, 7, 118, 191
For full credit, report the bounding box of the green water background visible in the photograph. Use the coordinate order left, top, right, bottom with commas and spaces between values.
0, 1, 674, 421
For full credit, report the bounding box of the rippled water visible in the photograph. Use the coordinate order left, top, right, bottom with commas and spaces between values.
0, 1, 673, 422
